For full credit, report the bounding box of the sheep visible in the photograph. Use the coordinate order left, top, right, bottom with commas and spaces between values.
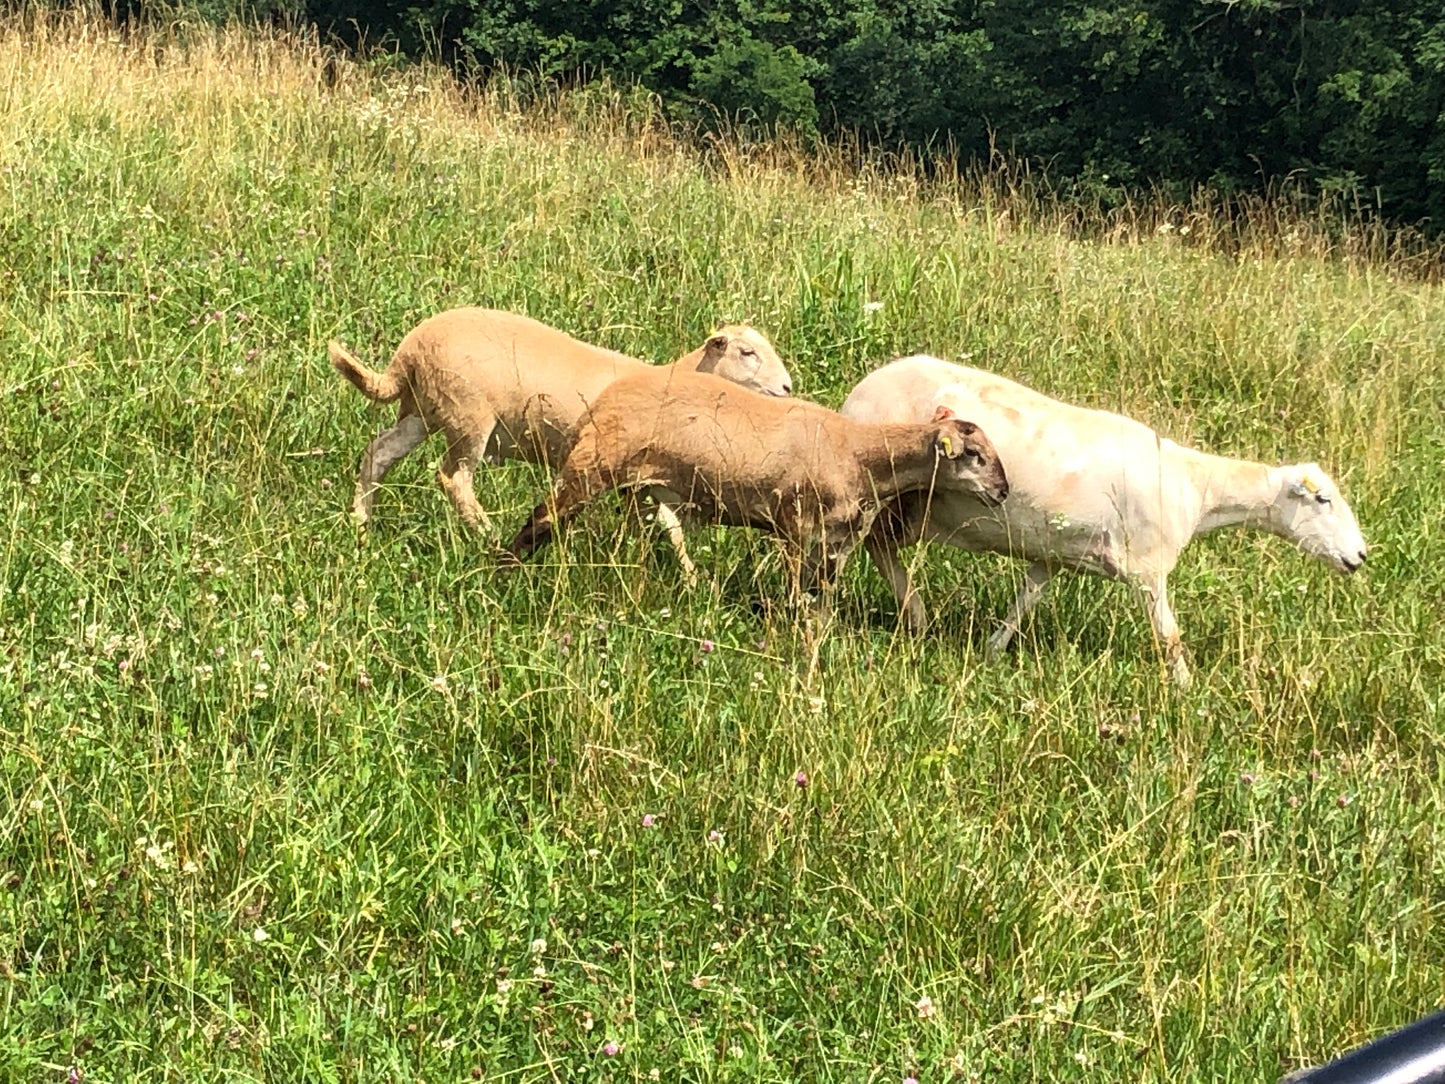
329, 307, 793, 537
840, 354, 1368, 684
502, 367, 1010, 608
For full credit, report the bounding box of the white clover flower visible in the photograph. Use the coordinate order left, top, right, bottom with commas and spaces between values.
144, 841, 173, 869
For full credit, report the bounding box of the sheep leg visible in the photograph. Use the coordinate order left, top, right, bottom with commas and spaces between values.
861, 495, 929, 632
651, 501, 698, 587
1136, 575, 1190, 686
437, 426, 496, 531
798, 542, 835, 594
351, 412, 429, 524
505, 465, 604, 562
788, 543, 835, 669
864, 535, 927, 634
987, 562, 1052, 658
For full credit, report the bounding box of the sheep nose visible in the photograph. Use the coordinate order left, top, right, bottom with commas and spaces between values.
781, 383, 792, 396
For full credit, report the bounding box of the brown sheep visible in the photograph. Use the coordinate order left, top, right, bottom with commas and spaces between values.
329, 307, 792, 532
503, 368, 1009, 603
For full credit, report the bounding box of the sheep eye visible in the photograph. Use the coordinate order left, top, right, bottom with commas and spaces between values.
1315, 493, 1332, 507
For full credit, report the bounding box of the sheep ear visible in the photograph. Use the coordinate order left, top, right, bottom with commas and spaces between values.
1289, 475, 1320, 499
696, 335, 727, 373
932, 405, 955, 422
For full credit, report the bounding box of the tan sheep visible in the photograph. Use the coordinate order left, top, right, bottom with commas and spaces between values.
329, 307, 792, 532
503, 368, 1010, 604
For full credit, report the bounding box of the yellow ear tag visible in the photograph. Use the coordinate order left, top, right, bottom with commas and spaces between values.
1301, 475, 1320, 494
940, 434, 954, 457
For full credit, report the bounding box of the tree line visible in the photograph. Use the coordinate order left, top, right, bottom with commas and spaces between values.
131, 0, 1445, 229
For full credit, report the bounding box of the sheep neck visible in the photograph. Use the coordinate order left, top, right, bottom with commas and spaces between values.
855, 424, 947, 501
1188, 450, 1280, 536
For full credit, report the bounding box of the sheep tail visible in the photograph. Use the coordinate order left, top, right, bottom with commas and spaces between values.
328, 341, 403, 403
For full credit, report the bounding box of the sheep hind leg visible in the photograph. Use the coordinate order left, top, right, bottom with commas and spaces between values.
1135, 574, 1189, 686
352, 412, 429, 525
987, 562, 1052, 659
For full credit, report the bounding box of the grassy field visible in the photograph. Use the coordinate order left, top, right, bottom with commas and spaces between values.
2, 12, 1444, 1083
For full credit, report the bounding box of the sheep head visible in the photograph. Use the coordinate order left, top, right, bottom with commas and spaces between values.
696, 325, 793, 398
931, 411, 1010, 507
1273, 463, 1368, 573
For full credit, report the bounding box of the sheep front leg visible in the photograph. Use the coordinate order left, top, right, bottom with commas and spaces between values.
987, 562, 1052, 658
864, 535, 926, 633
437, 426, 497, 532
1135, 574, 1190, 686
651, 500, 698, 587
504, 466, 603, 563
863, 496, 929, 632
788, 541, 838, 674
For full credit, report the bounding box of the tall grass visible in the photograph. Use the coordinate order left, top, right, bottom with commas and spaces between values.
1, 11, 1443, 1082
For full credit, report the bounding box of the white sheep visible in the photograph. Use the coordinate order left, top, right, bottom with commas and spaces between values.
840, 354, 1368, 683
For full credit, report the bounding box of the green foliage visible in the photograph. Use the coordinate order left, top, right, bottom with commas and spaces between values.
283, 0, 1445, 228
690, 34, 819, 132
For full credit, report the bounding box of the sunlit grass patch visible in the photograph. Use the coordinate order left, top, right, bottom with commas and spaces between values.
1, 10, 1443, 1083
